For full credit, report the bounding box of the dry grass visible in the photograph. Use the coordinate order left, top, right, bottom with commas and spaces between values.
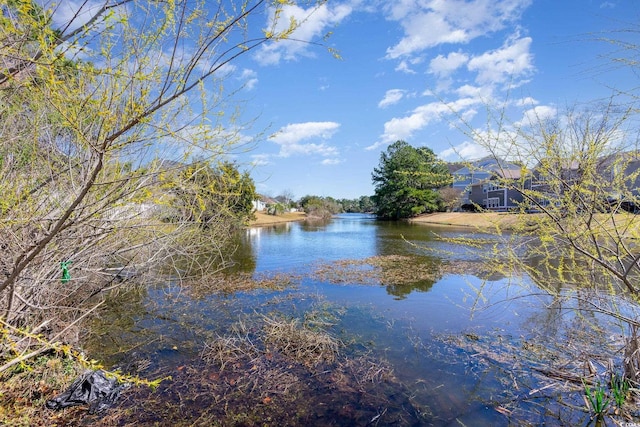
183, 271, 300, 297
202, 311, 341, 370
249, 211, 306, 227
0, 351, 86, 427
313, 255, 441, 286
411, 211, 640, 237
262, 315, 341, 366
201, 320, 260, 370
312, 255, 498, 286
409, 212, 525, 229
119, 308, 414, 427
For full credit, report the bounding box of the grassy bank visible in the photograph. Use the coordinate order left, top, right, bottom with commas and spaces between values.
409, 212, 524, 230
249, 211, 307, 227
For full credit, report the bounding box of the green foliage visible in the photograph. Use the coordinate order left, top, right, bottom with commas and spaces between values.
336, 195, 375, 213
583, 379, 610, 418
610, 372, 629, 408
372, 141, 452, 220
358, 195, 375, 213
267, 203, 286, 216
168, 160, 257, 227
299, 195, 341, 219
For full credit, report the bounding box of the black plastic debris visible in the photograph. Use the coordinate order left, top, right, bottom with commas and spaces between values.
46, 369, 127, 414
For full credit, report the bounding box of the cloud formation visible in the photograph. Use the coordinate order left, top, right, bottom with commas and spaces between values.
255, 3, 353, 65
369, 0, 536, 155
384, 0, 532, 59
270, 121, 341, 160
467, 35, 534, 85
428, 51, 469, 78
378, 89, 406, 108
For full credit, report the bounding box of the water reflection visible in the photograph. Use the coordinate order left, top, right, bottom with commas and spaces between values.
385, 277, 438, 299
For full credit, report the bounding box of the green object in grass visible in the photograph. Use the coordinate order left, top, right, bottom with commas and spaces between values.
61, 261, 71, 284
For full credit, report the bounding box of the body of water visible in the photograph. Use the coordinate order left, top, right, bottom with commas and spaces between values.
84, 213, 630, 426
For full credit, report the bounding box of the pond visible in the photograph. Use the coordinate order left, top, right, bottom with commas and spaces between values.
82, 213, 634, 426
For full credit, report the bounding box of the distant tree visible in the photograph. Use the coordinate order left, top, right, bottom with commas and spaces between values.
267, 202, 286, 216
168, 161, 256, 227
372, 141, 452, 219
437, 187, 464, 212
344, 198, 366, 212
299, 195, 341, 219
277, 189, 296, 209
358, 195, 375, 213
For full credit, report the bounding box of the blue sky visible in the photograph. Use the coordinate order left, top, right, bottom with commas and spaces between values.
49, 0, 640, 200
224, 0, 640, 200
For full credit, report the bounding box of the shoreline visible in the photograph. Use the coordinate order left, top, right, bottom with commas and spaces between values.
408, 212, 523, 229
248, 211, 307, 227
248, 211, 525, 229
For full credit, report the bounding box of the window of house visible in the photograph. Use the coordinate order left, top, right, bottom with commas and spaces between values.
483, 182, 502, 192
484, 197, 500, 208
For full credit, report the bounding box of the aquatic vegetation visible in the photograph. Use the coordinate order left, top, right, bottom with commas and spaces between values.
583, 379, 610, 419
312, 254, 442, 286
610, 372, 630, 409
182, 271, 301, 297
262, 315, 341, 366
89, 306, 420, 426
201, 320, 260, 371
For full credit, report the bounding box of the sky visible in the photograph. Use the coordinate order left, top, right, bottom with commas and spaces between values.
220, 0, 639, 200
50, 0, 640, 200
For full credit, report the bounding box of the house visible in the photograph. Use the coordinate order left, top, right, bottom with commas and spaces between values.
252, 195, 278, 212
597, 151, 640, 197
452, 157, 529, 211
252, 198, 266, 212
527, 151, 640, 212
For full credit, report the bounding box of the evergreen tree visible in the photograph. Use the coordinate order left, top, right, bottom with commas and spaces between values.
372, 141, 452, 219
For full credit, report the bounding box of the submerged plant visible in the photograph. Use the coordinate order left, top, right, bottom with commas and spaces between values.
583, 379, 610, 419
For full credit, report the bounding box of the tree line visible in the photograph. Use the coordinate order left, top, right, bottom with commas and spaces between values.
270, 140, 454, 221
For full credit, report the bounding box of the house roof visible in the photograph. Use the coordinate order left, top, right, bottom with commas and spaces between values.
497, 169, 521, 179
256, 194, 278, 204
451, 156, 522, 177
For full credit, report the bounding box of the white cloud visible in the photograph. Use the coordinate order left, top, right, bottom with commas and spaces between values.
255, 3, 353, 65
367, 93, 487, 150
454, 84, 493, 100
467, 35, 534, 85
440, 141, 490, 160
271, 122, 340, 144
378, 89, 406, 108
385, 0, 532, 59
428, 51, 469, 78
239, 69, 258, 90
515, 96, 538, 106
441, 126, 526, 162
279, 142, 339, 158
251, 154, 271, 166
395, 60, 417, 74
50, 0, 108, 32
515, 105, 558, 127
321, 158, 342, 165
270, 121, 341, 158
